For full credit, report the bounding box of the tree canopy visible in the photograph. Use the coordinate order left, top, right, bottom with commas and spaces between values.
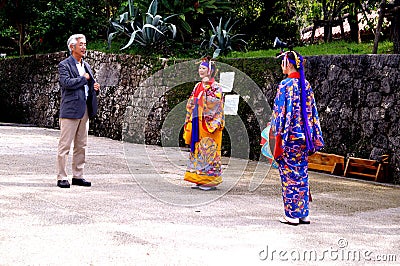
0, 0, 395, 56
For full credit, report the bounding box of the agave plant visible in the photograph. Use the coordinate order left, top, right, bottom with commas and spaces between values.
157, 0, 233, 42
200, 17, 247, 58
107, 0, 141, 49
108, 0, 177, 50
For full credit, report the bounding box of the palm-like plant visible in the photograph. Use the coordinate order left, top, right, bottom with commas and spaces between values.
158, 0, 233, 43
108, 0, 177, 51
200, 17, 247, 58
107, 0, 141, 49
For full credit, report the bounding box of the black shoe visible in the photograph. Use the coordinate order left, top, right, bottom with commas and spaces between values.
72, 178, 91, 187
299, 218, 311, 224
57, 180, 70, 188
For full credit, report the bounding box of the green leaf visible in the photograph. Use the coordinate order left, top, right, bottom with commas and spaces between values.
227, 19, 238, 34
180, 20, 192, 34
143, 24, 165, 36
111, 21, 125, 32
169, 24, 177, 38
208, 19, 216, 34
107, 32, 119, 48
120, 12, 128, 23
209, 34, 216, 48
153, 15, 162, 26
164, 14, 178, 22
213, 48, 221, 58
128, 0, 135, 18
148, 0, 158, 15
146, 13, 155, 24
121, 30, 139, 50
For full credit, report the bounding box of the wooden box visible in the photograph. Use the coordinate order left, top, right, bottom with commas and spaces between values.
308, 152, 345, 175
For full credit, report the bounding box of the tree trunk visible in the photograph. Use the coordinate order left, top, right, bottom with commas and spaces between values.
17, 23, 24, 56
105, 0, 110, 19
322, 0, 329, 42
339, 18, 345, 38
325, 21, 333, 42
392, 7, 400, 53
348, 11, 360, 43
373, 0, 386, 54
262, 0, 278, 16
311, 22, 317, 44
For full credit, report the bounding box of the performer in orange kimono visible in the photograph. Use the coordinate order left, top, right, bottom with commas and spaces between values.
183, 57, 225, 191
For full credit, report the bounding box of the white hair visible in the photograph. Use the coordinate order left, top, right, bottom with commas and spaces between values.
67, 34, 86, 53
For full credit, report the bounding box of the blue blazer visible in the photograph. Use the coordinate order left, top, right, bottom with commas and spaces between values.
58, 55, 98, 119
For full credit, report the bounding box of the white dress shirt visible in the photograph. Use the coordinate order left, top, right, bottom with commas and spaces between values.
76, 61, 89, 99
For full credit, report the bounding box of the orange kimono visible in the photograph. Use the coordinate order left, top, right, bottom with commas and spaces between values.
183, 79, 225, 187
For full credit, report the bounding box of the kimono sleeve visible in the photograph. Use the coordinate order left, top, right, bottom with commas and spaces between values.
203, 83, 225, 133
271, 79, 294, 158
271, 79, 293, 138
183, 84, 198, 145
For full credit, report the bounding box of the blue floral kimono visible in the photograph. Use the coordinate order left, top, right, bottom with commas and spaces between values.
271, 73, 324, 219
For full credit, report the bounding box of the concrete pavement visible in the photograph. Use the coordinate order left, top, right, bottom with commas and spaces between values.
0, 123, 399, 265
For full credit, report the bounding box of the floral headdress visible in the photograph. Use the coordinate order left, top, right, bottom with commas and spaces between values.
199, 56, 216, 76
278, 50, 302, 70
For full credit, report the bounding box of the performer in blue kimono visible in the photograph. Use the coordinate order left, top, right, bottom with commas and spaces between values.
270, 50, 324, 225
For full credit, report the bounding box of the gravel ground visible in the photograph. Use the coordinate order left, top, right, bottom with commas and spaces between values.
0, 123, 399, 266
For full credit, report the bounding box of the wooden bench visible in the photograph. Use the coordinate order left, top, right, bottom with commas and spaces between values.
344, 155, 389, 182
308, 152, 345, 175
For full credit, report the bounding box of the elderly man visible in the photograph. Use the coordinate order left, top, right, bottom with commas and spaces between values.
56, 34, 100, 188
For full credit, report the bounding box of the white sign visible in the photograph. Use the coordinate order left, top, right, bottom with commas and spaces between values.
219, 72, 235, 92
224, 94, 240, 115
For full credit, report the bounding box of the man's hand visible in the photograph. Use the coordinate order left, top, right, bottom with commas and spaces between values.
94, 82, 100, 91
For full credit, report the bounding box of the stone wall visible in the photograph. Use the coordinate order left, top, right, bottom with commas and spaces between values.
0, 52, 399, 183
0, 51, 164, 139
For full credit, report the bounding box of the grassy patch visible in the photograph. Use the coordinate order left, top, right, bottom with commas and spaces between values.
90, 39, 394, 59
227, 40, 394, 58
